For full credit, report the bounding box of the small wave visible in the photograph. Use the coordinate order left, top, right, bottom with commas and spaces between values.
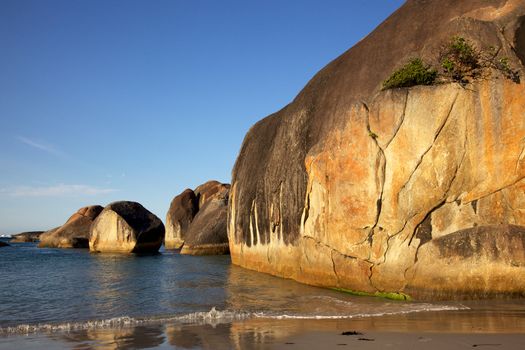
253, 304, 469, 320
0, 316, 141, 335
176, 307, 251, 324
0, 307, 250, 335
0, 304, 468, 335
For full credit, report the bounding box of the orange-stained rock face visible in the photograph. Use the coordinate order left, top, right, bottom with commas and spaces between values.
230, 80, 525, 297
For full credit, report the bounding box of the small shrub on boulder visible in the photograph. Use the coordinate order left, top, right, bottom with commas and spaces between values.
382, 58, 437, 89
439, 36, 519, 84
439, 36, 481, 82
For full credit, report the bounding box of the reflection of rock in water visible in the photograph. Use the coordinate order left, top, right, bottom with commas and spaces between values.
225, 264, 335, 312
49, 325, 165, 350
166, 323, 231, 350
166, 322, 300, 350
230, 320, 299, 350
224, 266, 312, 349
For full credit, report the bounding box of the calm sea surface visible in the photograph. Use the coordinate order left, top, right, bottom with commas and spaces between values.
1, 241, 524, 349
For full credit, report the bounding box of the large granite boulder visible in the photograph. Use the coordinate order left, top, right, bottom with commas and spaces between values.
38, 206, 103, 248
180, 190, 230, 255
10, 231, 44, 243
165, 181, 230, 254
228, 0, 525, 298
90, 201, 164, 253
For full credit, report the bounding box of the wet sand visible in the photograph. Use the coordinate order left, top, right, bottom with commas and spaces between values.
272, 331, 525, 350
1, 307, 525, 349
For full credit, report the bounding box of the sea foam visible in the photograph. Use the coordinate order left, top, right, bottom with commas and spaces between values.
0, 304, 468, 335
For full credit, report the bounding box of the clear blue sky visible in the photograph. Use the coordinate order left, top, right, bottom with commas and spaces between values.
0, 0, 404, 234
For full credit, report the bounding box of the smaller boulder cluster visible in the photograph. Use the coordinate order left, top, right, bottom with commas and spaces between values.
9, 180, 229, 256
21, 202, 165, 253
165, 181, 230, 255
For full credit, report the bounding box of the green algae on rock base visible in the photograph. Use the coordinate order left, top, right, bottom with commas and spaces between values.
333, 288, 412, 301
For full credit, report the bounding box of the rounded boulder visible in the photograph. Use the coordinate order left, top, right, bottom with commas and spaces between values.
89, 201, 164, 253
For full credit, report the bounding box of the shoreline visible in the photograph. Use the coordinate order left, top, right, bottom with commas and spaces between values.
1, 308, 525, 349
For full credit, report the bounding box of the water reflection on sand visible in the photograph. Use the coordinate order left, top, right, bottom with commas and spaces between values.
28, 308, 525, 350
49, 326, 165, 350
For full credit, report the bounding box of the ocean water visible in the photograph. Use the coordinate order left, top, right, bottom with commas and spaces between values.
1, 241, 524, 349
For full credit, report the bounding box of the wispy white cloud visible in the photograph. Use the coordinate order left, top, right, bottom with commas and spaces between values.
0, 184, 117, 197
16, 136, 65, 157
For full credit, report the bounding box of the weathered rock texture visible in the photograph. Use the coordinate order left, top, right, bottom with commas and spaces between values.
228, 0, 525, 298
38, 206, 103, 248
181, 188, 230, 255
89, 201, 164, 253
165, 189, 198, 249
165, 181, 230, 255
10, 231, 44, 243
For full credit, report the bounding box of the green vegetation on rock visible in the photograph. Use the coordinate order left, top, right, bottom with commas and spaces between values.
382, 58, 437, 89
333, 287, 412, 301
439, 36, 480, 82
383, 36, 520, 89
439, 36, 520, 83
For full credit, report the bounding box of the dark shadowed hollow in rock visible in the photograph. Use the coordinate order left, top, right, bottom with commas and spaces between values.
515, 15, 525, 66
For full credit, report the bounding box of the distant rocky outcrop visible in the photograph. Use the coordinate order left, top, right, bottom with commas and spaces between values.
10, 231, 44, 243
228, 0, 525, 298
166, 181, 230, 255
38, 206, 103, 248
89, 201, 164, 253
